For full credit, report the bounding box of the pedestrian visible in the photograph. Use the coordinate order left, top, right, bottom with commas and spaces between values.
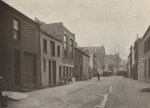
97, 72, 100, 81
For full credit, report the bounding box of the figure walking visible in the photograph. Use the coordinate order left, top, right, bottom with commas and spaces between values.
97, 72, 100, 81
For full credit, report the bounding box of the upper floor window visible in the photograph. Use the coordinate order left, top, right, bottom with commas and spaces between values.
13, 19, 20, 40
57, 46, 60, 57
43, 39, 47, 54
50, 41, 55, 57
64, 34, 67, 57
70, 39, 73, 59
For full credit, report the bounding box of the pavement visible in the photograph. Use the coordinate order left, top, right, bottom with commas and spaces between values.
2, 91, 28, 100
105, 76, 150, 108
5, 76, 150, 108
6, 76, 118, 108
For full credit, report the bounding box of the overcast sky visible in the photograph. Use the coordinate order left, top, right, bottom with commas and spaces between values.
3, 0, 150, 59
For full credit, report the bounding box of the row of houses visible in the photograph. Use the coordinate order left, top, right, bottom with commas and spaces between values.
127, 26, 150, 82
0, 1, 102, 91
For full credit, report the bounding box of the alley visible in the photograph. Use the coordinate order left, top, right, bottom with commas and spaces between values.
106, 76, 150, 108
7, 76, 118, 108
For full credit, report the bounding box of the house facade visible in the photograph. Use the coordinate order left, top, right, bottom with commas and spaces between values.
40, 23, 75, 80
82, 52, 90, 80
74, 48, 89, 81
93, 54, 98, 77
79, 45, 105, 77
40, 31, 63, 86
129, 46, 133, 77
137, 38, 144, 81
0, 1, 41, 90
104, 54, 120, 73
143, 26, 150, 83
74, 48, 83, 81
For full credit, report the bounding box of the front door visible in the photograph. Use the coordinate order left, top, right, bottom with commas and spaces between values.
49, 60, 51, 85
51, 61, 56, 84
23, 52, 36, 86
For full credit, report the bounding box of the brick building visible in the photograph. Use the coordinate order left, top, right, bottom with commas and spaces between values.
0, 1, 41, 90
143, 26, 150, 83
74, 48, 83, 81
40, 23, 75, 80
79, 45, 105, 77
74, 48, 89, 81
133, 38, 143, 80
40, 31, 63, 86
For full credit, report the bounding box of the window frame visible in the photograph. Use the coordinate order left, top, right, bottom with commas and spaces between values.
50, 41, 55, 57
13, 18, 20, 41
43, 39, 47, 54
57, 46, 60, 57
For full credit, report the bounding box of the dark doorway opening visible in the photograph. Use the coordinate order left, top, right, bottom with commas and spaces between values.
52, 61, 56, 84
14, 49, 21, 86
49, 60, 51, 85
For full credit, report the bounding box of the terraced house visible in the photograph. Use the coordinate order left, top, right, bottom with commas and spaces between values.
143, 26, 150, 83
40, 23, 75, 80
74, 48, 89, 81
40, 31, 63, 86
0, 1, 41, 90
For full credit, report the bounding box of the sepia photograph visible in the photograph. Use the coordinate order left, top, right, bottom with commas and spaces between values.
0, 0, 150, 107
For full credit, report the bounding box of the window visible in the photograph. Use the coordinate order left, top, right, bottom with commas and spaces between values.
43, 39, 47, 54
50, 41, 55, 57
70, 39, 73, 59
57, 46, 60, 57
13, 19, 20, 40
64, 34, 67, 57
43, 58, 46, 72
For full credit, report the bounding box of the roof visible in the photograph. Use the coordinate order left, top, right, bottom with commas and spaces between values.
75, 48, 90, 57
40, 29, 62, 42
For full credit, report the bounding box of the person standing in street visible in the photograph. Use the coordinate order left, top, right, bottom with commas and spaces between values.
97, 72, 100, 81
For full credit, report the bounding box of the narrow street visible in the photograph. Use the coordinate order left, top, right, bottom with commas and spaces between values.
106, 76, 150, 108
7, 76, 118, 108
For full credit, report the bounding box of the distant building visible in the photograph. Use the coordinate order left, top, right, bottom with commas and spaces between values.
104, 54, 119, 75
93, 54, 98, 77
136, 38, 144, 81
133, 38, 143, 80
79, 45, 106, 77
74, 48, 89, 81
0, 1, 41, 90
143, 26, 150, 83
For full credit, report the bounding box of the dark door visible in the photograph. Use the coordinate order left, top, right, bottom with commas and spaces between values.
80, 66, 82, 80
23, 52, 36, 86
63, 66, 65, 77
66, 66, 68, 78
52, 61, 56, 84
70, 67, 72, 78
14, 49, 21, 86
49, 60, 51, 85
